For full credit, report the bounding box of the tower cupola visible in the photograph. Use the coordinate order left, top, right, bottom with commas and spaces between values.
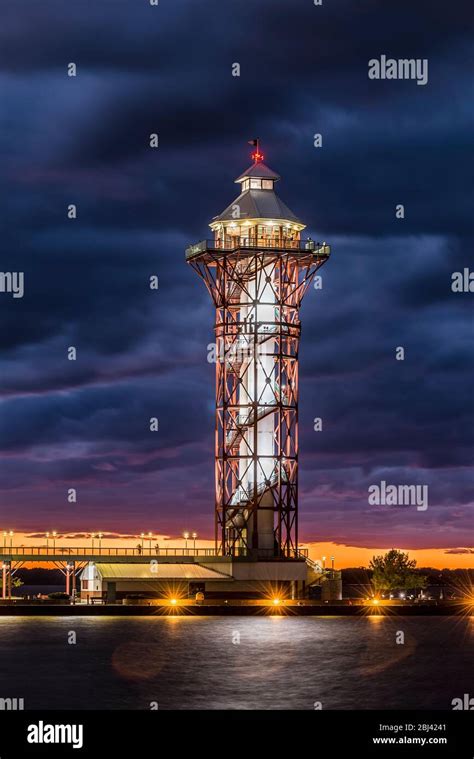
210, 151, 305, 248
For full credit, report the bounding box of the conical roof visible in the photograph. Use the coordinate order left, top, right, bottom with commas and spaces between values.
213, 189, 302, 224
212, 161, 303, 226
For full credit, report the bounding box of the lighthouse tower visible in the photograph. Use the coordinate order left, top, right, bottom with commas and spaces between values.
186, 146, 330, 560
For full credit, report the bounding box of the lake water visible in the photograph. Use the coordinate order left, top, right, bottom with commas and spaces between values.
0, 615, 471, 710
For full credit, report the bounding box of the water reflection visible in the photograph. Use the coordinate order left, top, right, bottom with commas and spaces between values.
0, 616, 470, 710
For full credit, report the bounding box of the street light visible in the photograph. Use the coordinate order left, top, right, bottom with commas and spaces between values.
183, 532, 189, 553
46, 532, 50, 551
98, 533, 103, 552
192, 532, 197, 553
322, 555, 326, 570
9, 531, 13, 551
52, 531, 57, 552
91, 533, 95, 552
331, 556, 335, 571
2, 532, 6, 551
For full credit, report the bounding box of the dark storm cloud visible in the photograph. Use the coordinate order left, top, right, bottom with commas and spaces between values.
0, 0, 472, 546
1, 0, 472, 237
445, 548, 474, 555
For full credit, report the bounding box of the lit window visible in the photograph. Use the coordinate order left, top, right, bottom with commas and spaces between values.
250, 178, 262, 189
242, 179, 250, 192
262, 180, 273, 190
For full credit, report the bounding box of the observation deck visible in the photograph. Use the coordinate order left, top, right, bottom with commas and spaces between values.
185, 238, 330, 261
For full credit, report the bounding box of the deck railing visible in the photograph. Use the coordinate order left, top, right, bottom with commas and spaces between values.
186, 238, 330, 259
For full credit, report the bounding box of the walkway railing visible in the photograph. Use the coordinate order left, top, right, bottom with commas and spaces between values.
0, 546, 218, 558
295, 550, 336, 573
0, 545, 309, 560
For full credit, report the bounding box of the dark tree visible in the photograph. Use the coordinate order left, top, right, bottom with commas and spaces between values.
369, 549, 427, 594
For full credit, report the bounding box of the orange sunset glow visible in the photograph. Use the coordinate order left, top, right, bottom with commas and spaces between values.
5, 531, 472, 570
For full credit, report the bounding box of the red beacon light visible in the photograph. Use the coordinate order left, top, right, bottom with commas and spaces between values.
251, 151, 264, 163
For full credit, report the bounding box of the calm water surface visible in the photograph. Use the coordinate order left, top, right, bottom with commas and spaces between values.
0, 615, 471, 710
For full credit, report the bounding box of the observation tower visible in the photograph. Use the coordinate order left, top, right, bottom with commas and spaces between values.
186, 144, 330, 560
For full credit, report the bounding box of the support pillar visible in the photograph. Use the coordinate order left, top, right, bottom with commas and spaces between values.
2, 563, 7, 600
65, 562, 74, 596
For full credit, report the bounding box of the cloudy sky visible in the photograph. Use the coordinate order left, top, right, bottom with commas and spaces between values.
0, 0, 472, 565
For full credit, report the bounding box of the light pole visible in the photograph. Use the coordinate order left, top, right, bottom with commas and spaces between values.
183, 532, 189, 554
98, 533, 103, 553
2, 532, 6, 552
52, 531, 57, 552
46, 532, 50, 551
147, 532, 153, 555
9, 531, 14, 551
331, 556, 335, 571
322, 555, 326, 570
192, 532, 197, 553
91, 533, 95, 553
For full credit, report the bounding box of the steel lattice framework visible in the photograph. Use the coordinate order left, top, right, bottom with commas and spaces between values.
188, 241, 330, 559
